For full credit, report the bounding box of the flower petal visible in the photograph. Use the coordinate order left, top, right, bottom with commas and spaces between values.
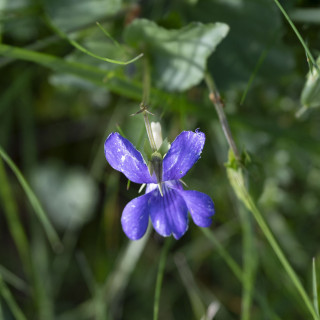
149, 185, 188, 239
104, 132, 156, 184
178, 190, 215, 227
162, 130, 205, 181
121, 193, 152, 240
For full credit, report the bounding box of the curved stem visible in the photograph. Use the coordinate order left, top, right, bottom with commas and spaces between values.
206, 71, 319, 320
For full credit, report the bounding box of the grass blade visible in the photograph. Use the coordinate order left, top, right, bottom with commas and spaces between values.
0, 158, 32, 276
313, 258, 319, 316
0, 146, 62, 251
272, 0, 320, 74
0, 274, 27, 320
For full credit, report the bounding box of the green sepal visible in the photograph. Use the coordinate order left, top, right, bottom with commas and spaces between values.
157, 138, 170, 156
300, 56, 320, 110
143, 139, 154, 161
226, 149, 265, 202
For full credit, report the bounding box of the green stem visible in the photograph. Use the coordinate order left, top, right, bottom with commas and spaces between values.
239, 206, 257, 320
230, 169, 319, 320
0, 145, 62, 252
201, 228, 243, 281
141, 56, 157, 152
272, 0, 320, 74
204, 73, 240, 160
206, 71, 318, 320
153, 238, 172, 320
312, 258, 319, 316
0, 158, 32, 278
0, 274, 27, 320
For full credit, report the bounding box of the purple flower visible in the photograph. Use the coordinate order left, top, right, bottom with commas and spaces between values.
104, 130, 215, 240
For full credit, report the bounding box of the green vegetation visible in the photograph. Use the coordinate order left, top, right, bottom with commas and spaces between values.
1, 0, 320, 319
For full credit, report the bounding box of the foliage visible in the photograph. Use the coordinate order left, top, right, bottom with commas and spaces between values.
1, 0, 320, 319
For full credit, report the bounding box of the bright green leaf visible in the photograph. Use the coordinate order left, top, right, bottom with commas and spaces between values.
124, 19, 229, 92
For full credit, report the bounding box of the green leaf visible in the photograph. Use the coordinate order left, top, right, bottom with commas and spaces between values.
183, 0, 295, 89
300, 56, 320, 110
124, 19, 229, 92
43, 0, 121, 32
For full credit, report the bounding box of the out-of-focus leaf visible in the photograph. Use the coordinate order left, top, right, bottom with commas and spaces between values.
124, 19, 229, 92
300, 56, 320, 110
290, 9, 320, 24
242, 151, 266, 202
31, 161, 98, 231
43, 0, 122, 32
183, 0, 294, 88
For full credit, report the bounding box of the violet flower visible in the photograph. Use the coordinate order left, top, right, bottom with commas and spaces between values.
104, 130, 215, 240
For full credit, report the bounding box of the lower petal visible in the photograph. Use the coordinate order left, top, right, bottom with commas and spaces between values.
178, 190, 215, 227
121, 193, 151, 240
149, 187, 188, 239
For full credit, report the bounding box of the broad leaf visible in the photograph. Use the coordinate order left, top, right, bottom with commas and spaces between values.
124, 19, 229, 91
183, 0, 295, 89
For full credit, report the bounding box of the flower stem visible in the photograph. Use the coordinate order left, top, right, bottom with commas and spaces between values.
271, 0, 320, 74
141, 56, 157, 152
206, 71, 319, 320
204, 73, 240, 160
229, 169, 319, 320
153, 238, 172, 320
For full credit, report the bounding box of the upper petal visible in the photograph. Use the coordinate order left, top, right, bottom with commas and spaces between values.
121, 192, 152, 240
149, 185, 188, 239
162, 130, 205, 181
104, 132, 156, 184
177, 190, 215, 227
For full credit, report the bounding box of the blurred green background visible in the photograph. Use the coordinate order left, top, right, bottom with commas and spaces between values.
1, 0, 320, 319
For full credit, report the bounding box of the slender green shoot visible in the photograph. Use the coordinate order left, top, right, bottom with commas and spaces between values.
45, 16, 143, 65
96, 22, 121, 49
206, 71, 319, 320
153, 238, 172, 320
0, 158, 32, 277
0, 274, 27, 320
0, 266, 29, 294
201, 228, 243, 281
228, 167, 319, 320
240, 41, 271, 105
239, 206, 257, 320
313, 258, 319, 316
272, 0, 320, 74
0, 146, 62, 251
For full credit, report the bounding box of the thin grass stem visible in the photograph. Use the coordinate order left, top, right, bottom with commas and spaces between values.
0, 274, 27, 320
0, 158, 32, 277
206, 71, 319, 320
272, 0, 320, 74
0, 146, 62, 251
312, 258, 319, 316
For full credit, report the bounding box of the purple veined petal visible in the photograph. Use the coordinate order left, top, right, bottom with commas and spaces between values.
121, 192, 152, 240
162, 130, 205, 181
177, 190, 215, 227
104, 132, 156, 184
149, 184, 188, 239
